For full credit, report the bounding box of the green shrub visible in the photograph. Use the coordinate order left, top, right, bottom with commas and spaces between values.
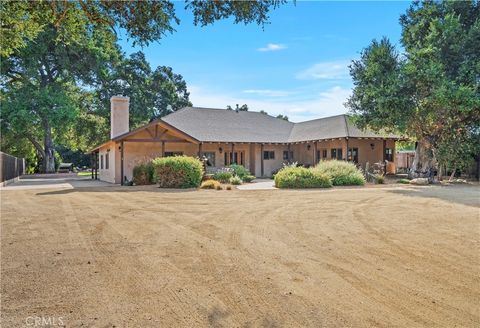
152, 156, 204, 188
397, 178, 410, 184
213, 171, 233, 183
229, 176, 242, 185
229, 164, 251, 178
132, 162, 155, 185
274, 166, 332, 189
242, 175, 255, 183
200, 180, 220, 189
314, 160, 365, 186
375, 174, 385, 184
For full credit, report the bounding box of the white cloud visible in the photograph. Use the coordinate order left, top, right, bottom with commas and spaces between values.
188, 85, 351, 122
257, 43, 287, 52
242, 89, 293, 97
296, 60, 350, 80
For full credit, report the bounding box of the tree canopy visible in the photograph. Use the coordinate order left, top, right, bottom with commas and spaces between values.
347, 0, 480, 179
0, 0, 287, 57
1, 0, 287, 172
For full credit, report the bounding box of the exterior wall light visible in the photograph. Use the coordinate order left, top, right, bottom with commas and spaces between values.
370, 143, 375, 150
218, 147, 223, 153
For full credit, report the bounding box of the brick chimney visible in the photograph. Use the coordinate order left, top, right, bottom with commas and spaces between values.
110, 96, 129, 139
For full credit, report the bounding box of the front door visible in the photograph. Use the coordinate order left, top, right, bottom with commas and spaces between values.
348, 147, 359, 163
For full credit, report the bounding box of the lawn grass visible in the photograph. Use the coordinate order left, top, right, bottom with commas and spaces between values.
77, 171, 92, 176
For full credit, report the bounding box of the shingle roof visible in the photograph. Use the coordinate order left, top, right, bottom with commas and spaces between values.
160, 107, 398, 143
162, 107, 294, 143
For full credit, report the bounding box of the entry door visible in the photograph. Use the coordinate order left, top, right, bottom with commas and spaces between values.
348, 148, 359, 163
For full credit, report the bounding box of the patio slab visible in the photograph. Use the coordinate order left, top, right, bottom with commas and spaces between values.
237, 179, 277, 190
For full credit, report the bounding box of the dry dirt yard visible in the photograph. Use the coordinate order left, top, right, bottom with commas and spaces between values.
1, 183, 479, 327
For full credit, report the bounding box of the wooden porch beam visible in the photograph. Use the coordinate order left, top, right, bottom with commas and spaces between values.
123, 138, 192, 143
120, 141, 124, 186
260, 143, 264, 177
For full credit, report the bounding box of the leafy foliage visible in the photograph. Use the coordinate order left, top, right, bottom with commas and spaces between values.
213, 171, 233, 183
229, 176, 242, 185
152, 156, 204, 188
1, 0, 286, 172
242, 175, 256, 183
1, 1, 287, 57
229, 164, 251, 179
97, 52, 192, 128
226, 104, 248, 111
314, 160, 365, 186
274, 166, 332, 189
347, 1, 480, 177
132, 162, 155, 185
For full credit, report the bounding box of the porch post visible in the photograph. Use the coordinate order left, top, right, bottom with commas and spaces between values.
91, 153, 94, 179
313, 141, 318, 165
198, 142, 202, 157
287, 143, 291, 161
382, 139, 387, 174
94, 151, 98, 180
260, 143, 264, 177
346, 137, 349, 161
120, 141, 124, 185
231, 143, 234, 164
161, 141, 165, 157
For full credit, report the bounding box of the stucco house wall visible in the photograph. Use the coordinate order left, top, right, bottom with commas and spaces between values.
98, 141, 116, 183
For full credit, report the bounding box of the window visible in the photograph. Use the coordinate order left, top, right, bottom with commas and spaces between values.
283, 151, 293, 161
164, 151, 183, 157
331, 148, 343, 160
224, 151, 244, 165
385, 148, 393, 162
348, 148, 359, 163
263, 151, 275, 160
105, 153, 109, 170
322, 149, 328, 159
201, 152, 216, 167
100, 155, 104, 169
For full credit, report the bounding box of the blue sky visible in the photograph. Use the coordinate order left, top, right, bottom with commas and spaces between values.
119, 1, 412, 122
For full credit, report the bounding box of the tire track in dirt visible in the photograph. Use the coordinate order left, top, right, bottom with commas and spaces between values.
77, 194, 208, 327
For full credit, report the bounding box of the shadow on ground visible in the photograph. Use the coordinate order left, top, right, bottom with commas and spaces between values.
387, 184, 480, 208
36, 185, 197, 196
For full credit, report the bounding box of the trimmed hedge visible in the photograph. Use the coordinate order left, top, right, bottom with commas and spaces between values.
314, 160, 365, 186
274, 166, 332, 188
132, 162, 155, 185
152, 156, 204, 188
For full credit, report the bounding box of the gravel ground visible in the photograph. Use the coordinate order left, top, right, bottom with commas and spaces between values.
1, 182, 479, 327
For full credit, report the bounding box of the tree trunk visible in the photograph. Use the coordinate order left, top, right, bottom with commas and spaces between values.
43, 123, 56, 173
409, 138, 436, 180
449, 165, 456, 182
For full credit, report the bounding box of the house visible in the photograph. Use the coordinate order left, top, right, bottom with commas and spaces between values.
91, 96, 399, 184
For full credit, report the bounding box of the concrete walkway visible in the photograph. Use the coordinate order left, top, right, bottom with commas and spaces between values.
0, 174, 113, 191
237, 179, 277, 190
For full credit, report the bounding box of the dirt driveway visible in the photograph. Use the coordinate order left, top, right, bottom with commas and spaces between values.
1, 181, 479, 327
